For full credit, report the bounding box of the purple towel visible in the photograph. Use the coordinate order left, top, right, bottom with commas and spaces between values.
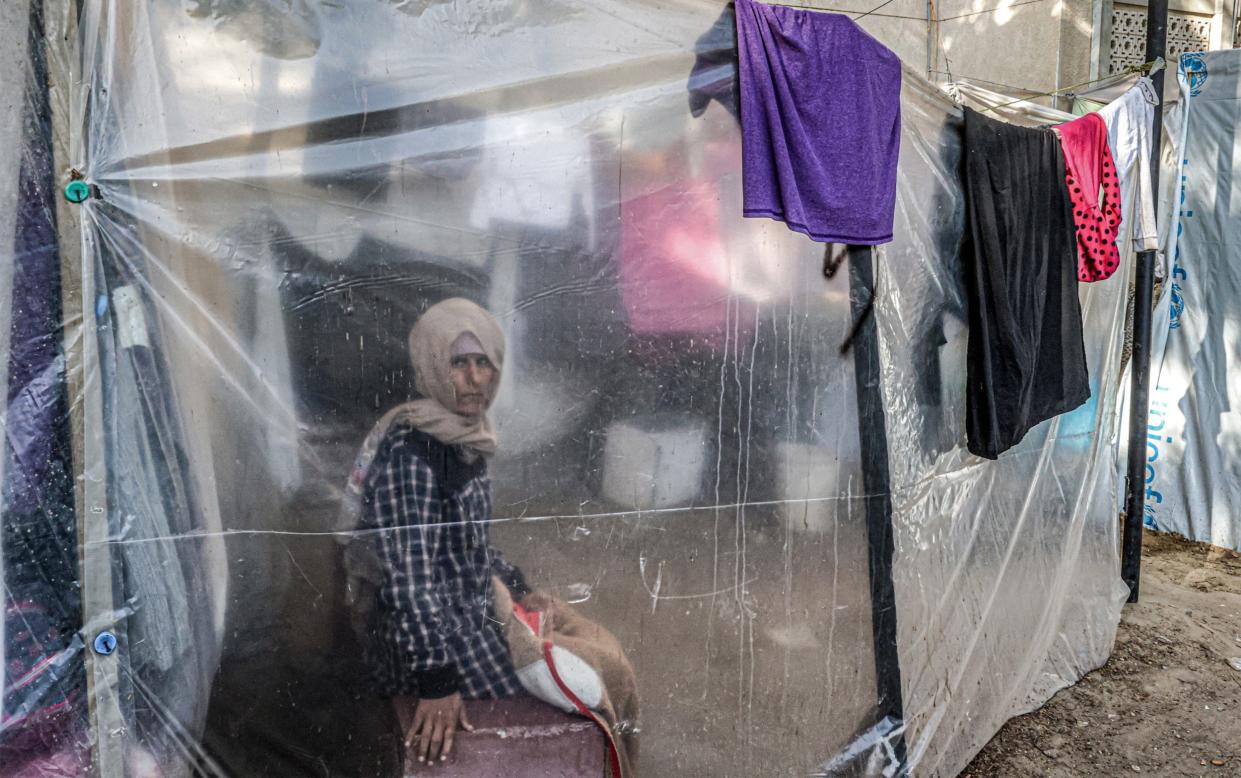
736, 0, 902, 244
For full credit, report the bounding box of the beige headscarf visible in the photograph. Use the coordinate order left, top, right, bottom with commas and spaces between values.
398, 297, 505, 456
340, 298, 505, 527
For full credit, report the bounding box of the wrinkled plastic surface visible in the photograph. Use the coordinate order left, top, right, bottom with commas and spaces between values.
0, 1, 1132, 776
884, 78, 1131, 775
2, 3, 93, 777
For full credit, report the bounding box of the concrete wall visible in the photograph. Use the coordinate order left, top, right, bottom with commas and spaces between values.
796, 0, 1091, 103
800, 0, 1236, 105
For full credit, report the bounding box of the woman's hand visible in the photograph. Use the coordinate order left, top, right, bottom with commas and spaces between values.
405, 693, 473, 765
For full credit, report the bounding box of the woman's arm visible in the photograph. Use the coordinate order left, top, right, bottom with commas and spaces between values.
490, 548, 532, 600
372, 444, 458, 697
478, 474, 532, 599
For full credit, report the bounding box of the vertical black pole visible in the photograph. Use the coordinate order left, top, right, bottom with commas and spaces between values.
1121, 0, 1168, 602
848, 246, 908, 772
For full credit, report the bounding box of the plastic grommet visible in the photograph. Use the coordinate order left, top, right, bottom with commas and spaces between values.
93, 631, 117, 655
64, 180, 91, 203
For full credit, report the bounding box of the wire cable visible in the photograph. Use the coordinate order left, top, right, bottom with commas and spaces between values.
975, 58, 1159, 113
770, 0, 1049, 23
853, 0, 901, 20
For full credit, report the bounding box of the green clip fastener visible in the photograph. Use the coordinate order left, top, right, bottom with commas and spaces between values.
64, 180, 91, 203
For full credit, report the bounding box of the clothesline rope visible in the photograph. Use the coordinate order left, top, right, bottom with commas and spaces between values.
937, 0, 1047, 22
767, 0, 1050, 24
973, 58, 1163, 113
853, 0, 899, 19
932, 70, 1046, 95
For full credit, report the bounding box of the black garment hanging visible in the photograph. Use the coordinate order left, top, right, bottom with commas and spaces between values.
962, 107, 1090, 459
687, 2, 740, 121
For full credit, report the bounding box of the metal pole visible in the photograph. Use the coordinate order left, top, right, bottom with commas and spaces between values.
1121, 0, 1168, 603
848, 246, 908, 773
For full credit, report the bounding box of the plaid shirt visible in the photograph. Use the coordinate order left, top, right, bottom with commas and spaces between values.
361, 424, 523, 700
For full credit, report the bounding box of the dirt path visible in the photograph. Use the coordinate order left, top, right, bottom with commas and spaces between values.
965, 531, 1241, 777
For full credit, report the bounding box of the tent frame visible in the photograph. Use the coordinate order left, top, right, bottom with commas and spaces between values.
1121, 0, 1168, 602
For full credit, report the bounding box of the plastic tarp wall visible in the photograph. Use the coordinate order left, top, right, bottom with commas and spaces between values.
1, 1, 1133, 775
879, 85, 1132, 772
1145, 50, 1241, 552
3, 2, 96, 776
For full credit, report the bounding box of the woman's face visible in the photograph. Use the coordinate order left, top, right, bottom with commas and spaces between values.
449, 353, 496, 417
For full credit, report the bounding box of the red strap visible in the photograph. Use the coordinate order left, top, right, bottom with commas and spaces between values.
541, 640, 624, 778
511, 600, 543, 637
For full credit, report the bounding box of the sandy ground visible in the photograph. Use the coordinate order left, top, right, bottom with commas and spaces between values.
965, 530, 1241, 777
488, 501, 881, 777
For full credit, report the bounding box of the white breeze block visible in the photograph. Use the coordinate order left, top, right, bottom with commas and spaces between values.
600, 417, 708, 510
778, 442, 845, 534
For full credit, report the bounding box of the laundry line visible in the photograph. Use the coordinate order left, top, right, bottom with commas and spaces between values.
971, 57, 1163, 113
765, 0, 1051, 24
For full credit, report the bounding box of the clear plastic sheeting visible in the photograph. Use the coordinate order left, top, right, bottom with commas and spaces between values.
0, 1, 1130, 776
2, 3, 92, 777
881, 80, 1131, 775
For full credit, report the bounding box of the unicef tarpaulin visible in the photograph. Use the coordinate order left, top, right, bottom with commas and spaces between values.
1145, 50, 1241, 551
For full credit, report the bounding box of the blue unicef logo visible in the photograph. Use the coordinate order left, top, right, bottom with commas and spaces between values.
1143, 502, 1160, 529
1181, 53, 1208, 96
1169, 282, 1184, 329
